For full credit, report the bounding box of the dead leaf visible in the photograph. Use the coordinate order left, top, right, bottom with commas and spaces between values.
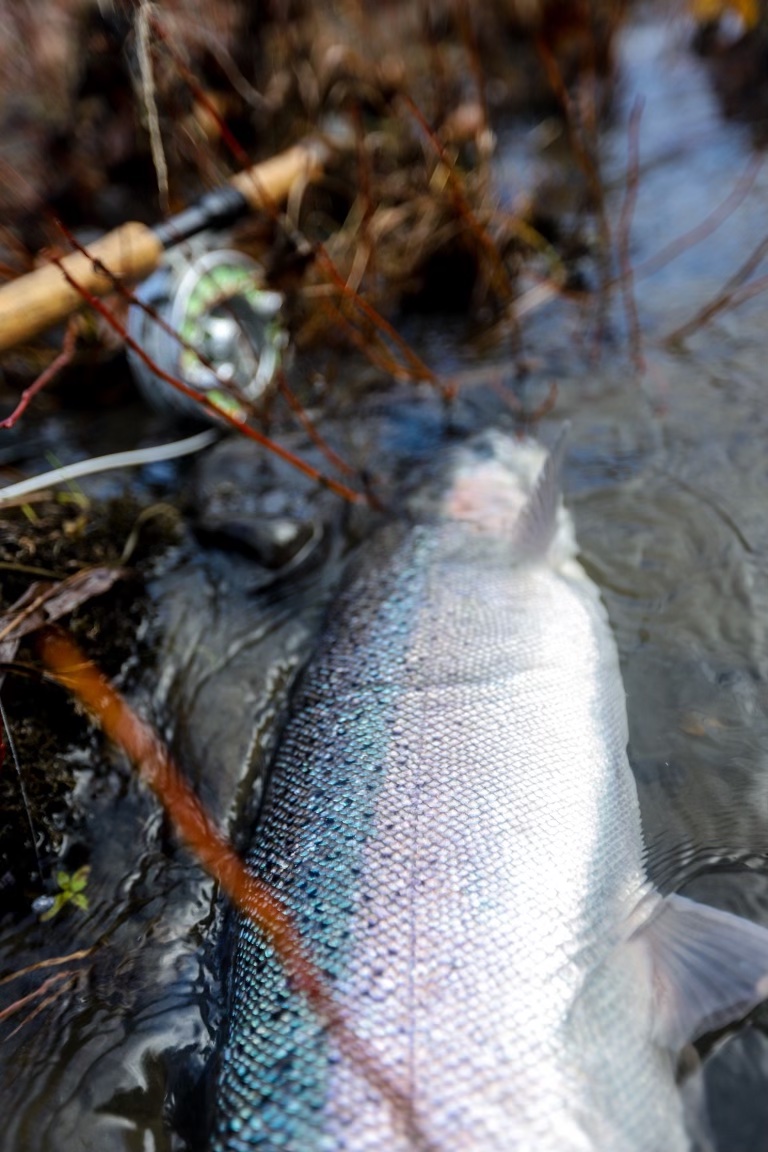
0, 567, 125, 666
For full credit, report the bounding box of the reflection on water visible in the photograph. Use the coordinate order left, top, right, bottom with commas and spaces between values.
4, 4, 768, 1150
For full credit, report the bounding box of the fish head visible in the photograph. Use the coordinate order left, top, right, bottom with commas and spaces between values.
441, 428, 578, 567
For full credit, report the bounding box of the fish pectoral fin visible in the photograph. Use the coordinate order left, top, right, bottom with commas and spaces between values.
634, 892, 768, 1051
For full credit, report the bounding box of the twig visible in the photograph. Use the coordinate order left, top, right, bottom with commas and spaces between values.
635, 153, 762, 282
534, 37, 610, 247
202, 38, 269, 114
616, 97, 644, 371
0, 971, 76, 1026
492, 377, 559, 428
456, 0, 489, 145
0, 322, 77, 429
398, 90, 512, 301
666, 229, 768, 344
319, 297, 426, 386
1, 948, 92, 1041
535, 34, 613, 333
353, 103, 376, 290
0, 694, 41, 877
149, 12, 255, 176
0, 586, 57, 647
6, 973, 81, 1040
0, 948, 93, 986
275, 371, 356, 478
315, 242, 452, 395
39, 628, 437, 1152
136, 0, 170, 213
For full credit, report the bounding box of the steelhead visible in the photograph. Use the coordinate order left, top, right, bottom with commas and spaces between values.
213, 431, 768, 1151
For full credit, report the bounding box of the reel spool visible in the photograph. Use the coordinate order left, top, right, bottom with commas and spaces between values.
127, 240, 287, 423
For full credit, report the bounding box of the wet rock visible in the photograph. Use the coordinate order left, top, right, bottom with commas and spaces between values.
189, 432, 347, 577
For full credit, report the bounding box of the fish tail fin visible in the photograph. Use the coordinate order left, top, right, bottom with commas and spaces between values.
630, 892, 768, 1050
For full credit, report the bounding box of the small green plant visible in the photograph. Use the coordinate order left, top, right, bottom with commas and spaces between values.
40, 866, 91, 921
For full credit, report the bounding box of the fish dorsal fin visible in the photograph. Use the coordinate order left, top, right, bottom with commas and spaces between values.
632, 893, 768, 1051
509, 425, 570, 563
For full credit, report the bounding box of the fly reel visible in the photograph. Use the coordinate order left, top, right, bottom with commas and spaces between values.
127, 240, 287, 423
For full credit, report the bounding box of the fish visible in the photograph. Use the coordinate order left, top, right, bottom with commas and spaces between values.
212, 429, 768, 1151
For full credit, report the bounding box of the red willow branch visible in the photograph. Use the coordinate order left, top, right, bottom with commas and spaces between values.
397, 89, 512, 301
38, 627, 435, 1151
275, 370, 356, 479
0, 321, 77, 429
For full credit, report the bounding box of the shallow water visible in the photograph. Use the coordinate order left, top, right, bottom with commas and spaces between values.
4, 4, 768, 1149
549, 10, 768, 1143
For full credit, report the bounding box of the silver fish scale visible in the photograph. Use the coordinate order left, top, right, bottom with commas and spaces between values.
214, 482, 689, 1150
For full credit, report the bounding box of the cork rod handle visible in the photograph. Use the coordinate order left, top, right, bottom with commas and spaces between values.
0, 223, 163, 354
0, 134, 332, 355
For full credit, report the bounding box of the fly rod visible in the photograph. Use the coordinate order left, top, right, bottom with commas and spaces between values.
0, 128, 345, 356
